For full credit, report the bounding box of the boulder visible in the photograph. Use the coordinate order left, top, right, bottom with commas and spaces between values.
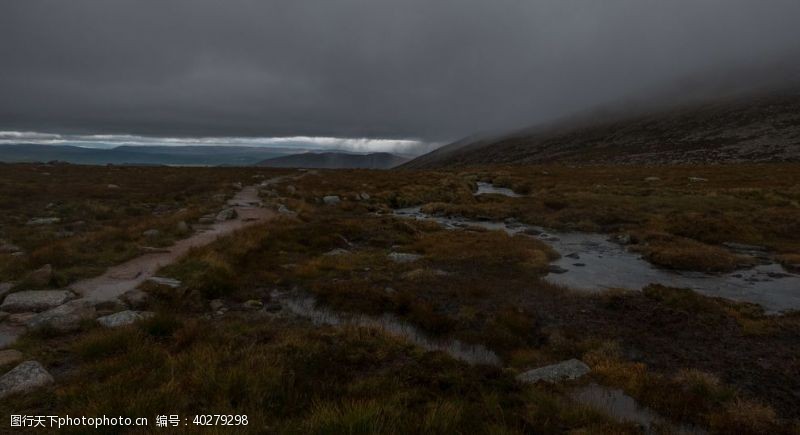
142, 229, 160, 238
323, 248, 351, 257
26, 300, 96, 332
0, 350, 23, 367
147, 277, 182, 288
97, 310, 154, 328
0, 242, 21, 254
26, 264, 53, 287
322, 195, 341, 205
388, 252, 423, 264
0, 361, 54, 399
0, 290, 76, 313
516, 359, 590, 384
216, 208, 238, 222
243, 300, 263, 310
176, 221, 190, 234
121, 289, 149, 309
26, 217, 60, 226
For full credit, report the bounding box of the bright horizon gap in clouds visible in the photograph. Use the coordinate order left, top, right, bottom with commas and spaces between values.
0, 131, 439, 156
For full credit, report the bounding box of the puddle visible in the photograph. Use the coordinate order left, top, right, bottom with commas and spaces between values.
394, 207, 800, 313
71, 184, 277, 303
572, 383, 707, 434
475, 182, 523, 197
277, 294, 501, 366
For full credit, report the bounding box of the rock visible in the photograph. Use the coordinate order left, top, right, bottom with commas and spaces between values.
322, 195, 341, 205
107, 184, 120, 189
198, 216, 215, 225
0, 242, 21, 254
176, 221, 190, 234
612, 233, 632, 245
147, 277, 182, 288
232, 182, 243, 189
0, 282, 13, 301
277, 205, 294, 215
360, 192, 370, 200
323, 248, 351, 257
142, 229, 160, 238
243, 300, 263, 310
97, 310, 154, 328
548, 265, 569, 274
121, 289, 149, 309
26, 300, 96, 332
216, 208, 238, 222
0, 290, 76, 313
688, 177, 708, 182
0, 350, 23, 367
209, 299, 224, 311
0, 361, 54, 399
516, 359, 591, 384
286, 185, 296, 194
26, 217, 60, 226
388, 252, 423, 264
26, 264, 53, 287
644, 177, 661, 182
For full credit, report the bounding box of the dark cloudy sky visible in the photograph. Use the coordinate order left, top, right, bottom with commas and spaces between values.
2, 0, 800, 152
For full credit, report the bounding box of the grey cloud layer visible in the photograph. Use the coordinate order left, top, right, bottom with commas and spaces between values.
2, 0, 799, 142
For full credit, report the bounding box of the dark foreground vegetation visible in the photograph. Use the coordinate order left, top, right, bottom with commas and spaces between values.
1, 163, 799, 434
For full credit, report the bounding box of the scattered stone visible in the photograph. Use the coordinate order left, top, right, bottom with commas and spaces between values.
26, 217, 60, 226
0, 350, 23, 367
548, 265, 569, 274
107, 184, 120, 189
210, 299, 225, 311
176, 221, 190, 234
216, 208, 238, 222
0, 361, 55, 399
26, 300, 96, 332
147, 277, 182, 288
243, 300, 263, 310
0, 242, 21, 254
26, 264, 53, 288
323, 248, 351, 257
121, 289, 149, 309
360, 192, 370, 200
0, 290, 76, 313
322, 195, 341, 205
97, 310, 154, 328
277, 204, 294, 215
142, 229, 160, 238
688, 177, 708, 182
612, 233, 632, 245
388, 252, 423, 264
516, 359, 591, 384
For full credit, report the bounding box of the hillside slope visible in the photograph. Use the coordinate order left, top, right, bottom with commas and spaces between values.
257, 152, 408, 169
403, 91, 800, 168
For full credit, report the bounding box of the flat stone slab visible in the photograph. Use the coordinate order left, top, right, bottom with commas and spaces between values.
388, 252, 423, 264
0, 350, 23, 367
26, 300, 96, 332
0, 290, 76, 313
516, 359, 591, 384
146, 277, 182, 288
97, 310, 154, 328
0, 361, 54, 399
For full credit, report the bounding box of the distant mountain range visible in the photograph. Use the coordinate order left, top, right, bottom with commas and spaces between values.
257, 152, 408, 169
403, 89, 800, 168
0, 144, 296, 166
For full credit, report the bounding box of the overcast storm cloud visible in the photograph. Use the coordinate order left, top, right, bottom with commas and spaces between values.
1, 0, 800, 152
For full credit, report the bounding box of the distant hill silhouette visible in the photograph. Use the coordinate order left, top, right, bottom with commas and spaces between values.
257, 152, 408, 169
